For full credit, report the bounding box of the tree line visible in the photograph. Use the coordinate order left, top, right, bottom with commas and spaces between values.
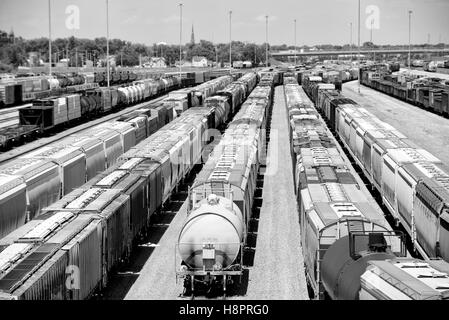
1, 29, 447, 72
0, 30, 274, 71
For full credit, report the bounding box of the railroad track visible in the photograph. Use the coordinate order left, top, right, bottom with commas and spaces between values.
0, 95, 168, 165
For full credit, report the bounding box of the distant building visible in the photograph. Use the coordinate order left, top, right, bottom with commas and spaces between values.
145, 57, 167, 68
192, 56, 208, 67
97, 56, 116, 68
232, 61, 243, 68
233, 61, 253, 68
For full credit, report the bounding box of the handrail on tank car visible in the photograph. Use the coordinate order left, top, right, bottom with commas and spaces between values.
348, 230, 407, 260
187, 183, 235, 215
317, 217, 393, 244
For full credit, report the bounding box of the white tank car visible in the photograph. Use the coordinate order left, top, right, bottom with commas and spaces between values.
176, 77, 275, 295
176, 123, 261, 295
178, 194, 244, 270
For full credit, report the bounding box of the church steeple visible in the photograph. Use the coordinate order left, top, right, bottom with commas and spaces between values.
190, 24, 195, 45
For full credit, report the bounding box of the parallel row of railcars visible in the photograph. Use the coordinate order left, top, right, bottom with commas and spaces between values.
176, 71, 278, 295
19, 77, 180, 130
0, 73, 259, 300
0, 76, 234, 240
284, 75, 449, 300
298, 74, 449, 299
295, 65, 359, 89
162, 74, 236, 117
0, 77, 180, 151
360, 65, 449, 117
0, 70, 210, 108
303, 74, 449, 263
1, 71, 228, 150
203, 72, 260, 127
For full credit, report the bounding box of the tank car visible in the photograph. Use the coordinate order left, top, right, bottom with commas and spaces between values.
176, 78, 274, 296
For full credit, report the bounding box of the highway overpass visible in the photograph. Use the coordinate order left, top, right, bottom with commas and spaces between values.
271, 48, 449, 57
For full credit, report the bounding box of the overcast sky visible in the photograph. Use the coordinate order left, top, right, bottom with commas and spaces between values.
0, 0, 448, 46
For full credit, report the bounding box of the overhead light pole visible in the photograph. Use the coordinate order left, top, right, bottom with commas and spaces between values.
48, 0, 52, 76
357, 0, 361, 93
408, 10, 413, 71
179, 3, 183, 80
371, 18, 374, 62
106, 0, 110, 88
265, 15, 268, 67
294, 19, 297, 66
229, 10, 232, 73
350, 22, 353, 62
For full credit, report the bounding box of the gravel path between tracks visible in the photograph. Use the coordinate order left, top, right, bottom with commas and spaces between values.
343, 81, 449, 166
242, 86, 309, 300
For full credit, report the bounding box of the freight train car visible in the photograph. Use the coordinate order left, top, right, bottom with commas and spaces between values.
0, 76, 235, 240
303, 73, 449, 264
320, 230, 449, 300
164, 76, 233, 116
175, 72, 277, 296
1, 70, 175, 109
283, 79, 398, 298
0, 78, 179, 151
285, 76, 449, 300
360, 66, 449, 117
0, 109, 221, 300
0, 74, 260, 299
212, 72, 259, 115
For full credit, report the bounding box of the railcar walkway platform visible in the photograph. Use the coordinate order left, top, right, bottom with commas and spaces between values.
243, 86, 309, 300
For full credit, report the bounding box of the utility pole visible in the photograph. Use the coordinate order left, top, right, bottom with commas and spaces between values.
350, 22, 353, 62
265, 15, 268, 67
211, 35, 217, 68
48, 0, 52, 76
179, 3, 183, 80
229, 10, 232, 73
408, 10, 412, 71
371, 19, 374, 62
294, 19, 297, 66
357, 0, 361, 93
254, 44, 257, 66
106, 0, 110, 88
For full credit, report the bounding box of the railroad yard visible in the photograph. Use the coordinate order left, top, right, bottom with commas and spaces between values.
0, 0, 449, 305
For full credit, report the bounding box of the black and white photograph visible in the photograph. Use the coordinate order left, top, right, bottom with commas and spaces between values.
0, 0, 448, 311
